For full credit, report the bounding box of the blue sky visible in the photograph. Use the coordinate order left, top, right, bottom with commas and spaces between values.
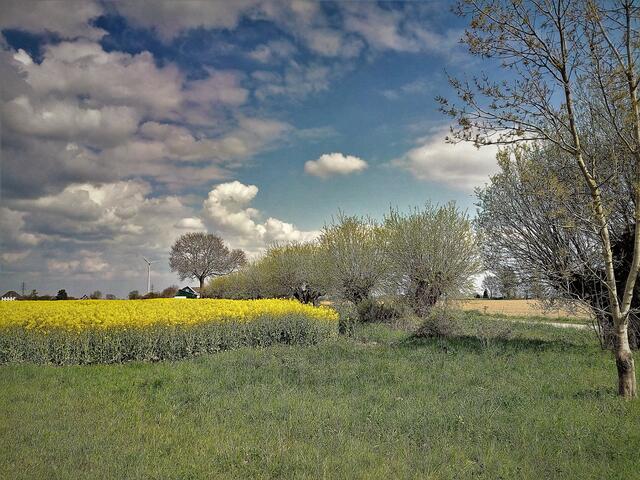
0, 1, 498, 297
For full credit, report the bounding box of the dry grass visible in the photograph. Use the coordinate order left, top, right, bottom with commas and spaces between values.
456, 299, 592, 320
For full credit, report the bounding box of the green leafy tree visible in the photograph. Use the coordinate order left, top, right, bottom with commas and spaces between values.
320, 214, 387, 306
381, 203, 481, 316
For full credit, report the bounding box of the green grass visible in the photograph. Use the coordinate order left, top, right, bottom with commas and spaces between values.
1, 314, 639, 479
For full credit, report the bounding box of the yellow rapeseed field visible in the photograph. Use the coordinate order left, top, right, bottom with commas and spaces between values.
0, 299, 339, 364
0, 298, 338, 332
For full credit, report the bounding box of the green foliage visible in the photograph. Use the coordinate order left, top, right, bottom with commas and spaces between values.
355, 298, 402, 323
381, 203, 482, 315
159, 286, 179, 298
208, 242, 333, 304
320, 213, 387, 304
55, 289, 68, 301
128, 290, 141, 300
415, 308, 461, 339
205, 262, 268, 300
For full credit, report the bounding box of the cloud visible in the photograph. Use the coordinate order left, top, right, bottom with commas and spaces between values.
184, 71, 249, 107
1, 38, 292, 197
115, 1, 261, 40
0, 207, 40, 248
1, 180, 201, 290
48, 252, 109, 275
3, 96, 140, 147
248, 40, 297, 63
342, 4, 419, 52
0, 0, 105, 39
252, 62, 334, 100
174, 218, 206, 230
391, 129, 500, 190
13, 43, 184, 116
381, 78, 433, 100
304, 153, 368, 178
115, 1, 361, 58
202, 181, 319, 253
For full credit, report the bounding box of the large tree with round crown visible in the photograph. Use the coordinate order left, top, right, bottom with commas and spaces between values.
169, 232, 246, 293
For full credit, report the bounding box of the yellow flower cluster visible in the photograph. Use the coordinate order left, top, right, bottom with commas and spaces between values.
0, 298, 338, 333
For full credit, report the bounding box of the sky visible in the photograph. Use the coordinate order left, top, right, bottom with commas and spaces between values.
0, 0, 498, 298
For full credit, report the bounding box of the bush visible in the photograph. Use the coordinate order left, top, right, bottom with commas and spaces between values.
415, 309, 461, 338
356, 298, 402, 323
332, 302, 358, 335
415, 309, 514, 349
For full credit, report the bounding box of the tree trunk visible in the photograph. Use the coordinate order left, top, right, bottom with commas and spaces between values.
615, 323, 637, 398
199, 277, 205, 296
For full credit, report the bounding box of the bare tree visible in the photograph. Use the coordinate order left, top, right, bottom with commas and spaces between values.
169, 232, 246, 293
381, 203, 481, 316
482, 274, 500, 299
320, 213, 387, 306
477, 143, 640, 349
442, 0, 640, 397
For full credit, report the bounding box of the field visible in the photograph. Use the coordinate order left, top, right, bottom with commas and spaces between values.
458, 299, 592, 321
2, 312, 639, 479
0, 299, 338, 364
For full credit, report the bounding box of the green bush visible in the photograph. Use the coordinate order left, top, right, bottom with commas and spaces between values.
0, 316, 336, 365
415, 308, 461, 338
356, 298, 402, 323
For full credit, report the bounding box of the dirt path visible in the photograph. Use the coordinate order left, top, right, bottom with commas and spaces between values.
503, 318, 591, 330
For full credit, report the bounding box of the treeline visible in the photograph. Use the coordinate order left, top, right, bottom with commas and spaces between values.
206, 203, 480, 320
22, 287, 182, 301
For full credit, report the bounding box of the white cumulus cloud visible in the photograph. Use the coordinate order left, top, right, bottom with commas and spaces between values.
304, 153, 368, 178
202, 181, 319, 253
391, 128, 500, 190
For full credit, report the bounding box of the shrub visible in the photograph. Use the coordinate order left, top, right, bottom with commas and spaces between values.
415, 308, 461, 338
332, 302, 359, 335
356, 298, 402, 323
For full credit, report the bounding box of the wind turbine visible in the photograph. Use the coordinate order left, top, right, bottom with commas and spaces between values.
142, 257, 156, 294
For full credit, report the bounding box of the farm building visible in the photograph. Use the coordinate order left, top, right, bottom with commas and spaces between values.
174, 286, 200, 299
1, 291, 21, 301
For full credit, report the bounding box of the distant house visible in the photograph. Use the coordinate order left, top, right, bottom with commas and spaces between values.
1, 291, 21, 301
174, 286, 200, 299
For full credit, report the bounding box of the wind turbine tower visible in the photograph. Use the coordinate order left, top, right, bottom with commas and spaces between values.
142, 257, 156, 295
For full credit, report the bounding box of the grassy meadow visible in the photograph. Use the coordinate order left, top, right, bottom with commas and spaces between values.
2, 312, 639, 479
458, 299, 592, 323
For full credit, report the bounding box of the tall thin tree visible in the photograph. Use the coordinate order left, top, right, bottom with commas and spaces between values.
440, 0, 640, 396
